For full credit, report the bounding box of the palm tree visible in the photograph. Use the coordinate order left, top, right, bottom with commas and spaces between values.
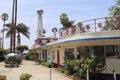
59, 13, 74, 35
0, 13, 9, 49
98, 23, 103, 31
108, 0, 120, 30
59, 28, 64, 37
16, 23, 30, 47
52, 27, 57, 38
2, 23, 30, 48
78, 22, 83, 32
16, 45, 28, 53
86, 25, 90, 31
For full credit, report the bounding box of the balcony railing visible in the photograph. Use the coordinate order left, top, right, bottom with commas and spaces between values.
48, 16, 120, 42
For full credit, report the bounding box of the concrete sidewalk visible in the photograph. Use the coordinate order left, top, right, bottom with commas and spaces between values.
0, 60, 72, 80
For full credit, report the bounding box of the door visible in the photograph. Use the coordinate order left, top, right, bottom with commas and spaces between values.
57, 50, 60, 67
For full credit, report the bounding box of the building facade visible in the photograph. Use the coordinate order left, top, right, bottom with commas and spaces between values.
31, 16, 120, 73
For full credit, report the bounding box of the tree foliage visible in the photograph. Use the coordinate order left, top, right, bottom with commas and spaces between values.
16, 45, 28, 53
16, 23, 30, 46
0, 13, 9, 22
59, 13, 74, 29
103, 0, 120, 30
58, 57, 105, 79
0, 48, 6, 61
2, 23, 30, 47
0, 13, 9, 48
109, 0, 120, 16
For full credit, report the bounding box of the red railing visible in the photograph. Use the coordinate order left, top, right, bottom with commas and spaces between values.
48, 16, 120, 41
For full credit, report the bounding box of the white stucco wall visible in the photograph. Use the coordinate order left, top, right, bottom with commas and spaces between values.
46, 47, 65, 65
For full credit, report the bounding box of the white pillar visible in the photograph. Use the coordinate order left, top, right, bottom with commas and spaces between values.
37, 9, 43, 38
74, 47, 77, 59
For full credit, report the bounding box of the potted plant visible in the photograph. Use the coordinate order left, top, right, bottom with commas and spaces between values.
20, 73, 32, 80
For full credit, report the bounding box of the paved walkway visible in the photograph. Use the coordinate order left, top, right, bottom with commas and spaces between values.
0, 60, 72, 80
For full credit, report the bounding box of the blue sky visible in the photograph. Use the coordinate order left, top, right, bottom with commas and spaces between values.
0, 0, 116, 49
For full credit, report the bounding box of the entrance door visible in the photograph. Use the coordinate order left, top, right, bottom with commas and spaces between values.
57, 50, 60, 67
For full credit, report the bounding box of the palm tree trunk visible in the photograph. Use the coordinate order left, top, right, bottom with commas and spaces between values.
11, 0, 15, 53
13, 0, 17, 53
17, 33, 20, 47
54, 32, 56, 38
11, 0, 17, 53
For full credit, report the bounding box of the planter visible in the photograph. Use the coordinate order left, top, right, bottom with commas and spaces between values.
5, 63, 19, 68
0, 75, 6, 80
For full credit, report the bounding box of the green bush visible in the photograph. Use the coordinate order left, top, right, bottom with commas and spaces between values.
20, 73, 32, 80
62, 57, 105, 79
0, 48, 6, 62
41, 62, 54, 68
4, 56, 21, 64
27, 52, 37, 61
57, 67, 65, 73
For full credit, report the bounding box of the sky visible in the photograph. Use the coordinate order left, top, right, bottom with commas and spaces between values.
0, 0, 116, 49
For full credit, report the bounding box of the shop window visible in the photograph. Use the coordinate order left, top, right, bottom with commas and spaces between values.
93, 46, 104, 56
105, 45, 120, 57
65, 48, 75, 60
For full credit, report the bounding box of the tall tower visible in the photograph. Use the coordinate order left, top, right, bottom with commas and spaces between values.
37, 9, 44, 38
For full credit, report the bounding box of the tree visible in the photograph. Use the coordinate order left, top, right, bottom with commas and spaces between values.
52, 27, 57, 38
59, 28, 64, 37
60, 13, 74, 29
59, 13, 74, 35
2, 23, 30, 48
109, 0, 120, 16
0, 13, 9, 49
86, 25, 90, 31
107, 0, 120, 30
78, 22, 83, 29
16, 23, 30, 47
16, 45, 28, 53
0, 48, 6, 61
